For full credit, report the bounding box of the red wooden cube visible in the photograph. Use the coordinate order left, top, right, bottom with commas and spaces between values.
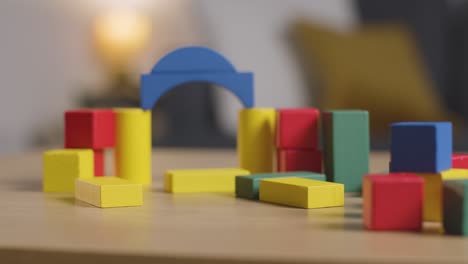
452, 154, 468, 169
276, 108, 319, 149
277, 149, 322, 173
363, 174, 424, 231
65, 109, 115, 149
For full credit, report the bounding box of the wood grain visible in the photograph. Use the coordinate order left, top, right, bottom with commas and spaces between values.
0, 149, 467, 264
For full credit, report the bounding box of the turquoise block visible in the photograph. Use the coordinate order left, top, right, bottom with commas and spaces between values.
235, 171, 326, 200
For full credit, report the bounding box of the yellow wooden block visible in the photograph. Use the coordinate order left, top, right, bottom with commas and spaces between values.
75, 177, 143, 208
418, 169, 468, 221
259, 177, 344, 209
114, 108, 152, 186
237, 108, 276, 173
165, 168, 250, 193
43, 149, 93, 193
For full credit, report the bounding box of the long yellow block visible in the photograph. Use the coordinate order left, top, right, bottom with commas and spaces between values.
237, 108, 276, 173
259, 177, 344, 209
418, 169, 468, 222
75, 177, 143, 208
165, 168, 250, 193
115, 108, 152, 185
43, 149, 93, 193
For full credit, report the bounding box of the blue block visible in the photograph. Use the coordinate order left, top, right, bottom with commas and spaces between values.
140, 46, 254, 110
390, 122, 452, 173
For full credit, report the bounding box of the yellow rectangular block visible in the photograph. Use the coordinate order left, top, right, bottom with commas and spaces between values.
237, 108, 276, 173
259, 177, 344, 209
43, 149, 93, 193
165, 168, 250, 193
418, 169, 468, 222
75, 177, 143, 208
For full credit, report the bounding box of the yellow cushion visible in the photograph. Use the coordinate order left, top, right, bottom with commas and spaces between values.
291, 21, 452, 137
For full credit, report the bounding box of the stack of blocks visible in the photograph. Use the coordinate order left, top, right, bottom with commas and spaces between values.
43, 108, 151, 208
64, 109, 115, 176
364, 122, 468, 234
276, 108, 321, 173
390, 122, 452, 222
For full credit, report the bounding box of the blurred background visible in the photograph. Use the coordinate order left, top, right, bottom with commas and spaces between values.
1, 0, 468, 154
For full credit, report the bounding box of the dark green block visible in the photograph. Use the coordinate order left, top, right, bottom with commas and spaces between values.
235, 171, 326, 200
323, 110, 369, 192
443, 180, 468, 236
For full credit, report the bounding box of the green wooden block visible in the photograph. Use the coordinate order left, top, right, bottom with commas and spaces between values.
443, 180, 468, 236
322, 110, 369, 192
235, 171, 326, 200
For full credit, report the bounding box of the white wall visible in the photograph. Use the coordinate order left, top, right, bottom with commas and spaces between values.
197, 0, 357, 136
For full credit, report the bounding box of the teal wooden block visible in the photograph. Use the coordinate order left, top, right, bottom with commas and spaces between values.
323, 110, 370, 192
235, 171, 325, 200
443, 180, 468, 236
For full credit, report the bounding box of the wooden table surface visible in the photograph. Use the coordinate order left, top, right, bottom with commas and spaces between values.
1, 149, 467, 264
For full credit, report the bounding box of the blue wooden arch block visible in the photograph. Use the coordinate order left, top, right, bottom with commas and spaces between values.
141, 46, 254, 110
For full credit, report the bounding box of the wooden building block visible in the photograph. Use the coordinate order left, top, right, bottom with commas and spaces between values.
322, 110, 369, 192
277, 149, 322, 173
238, 108, 276, 173
453, 154, 468, 169
259, 177, 344, 209
276, 108, 319, 149
364, 174, 423, 231
43, 149, 93, 193
75, 177, 143, 208
165, 168, 250, 193
443, 180, 468, 236
65, 109, 115, 149
390, 122, 452, 173
115, 108, 152, 185
236, 171, 326, 200
94, 149, 104, 176
417, 169, 468, 222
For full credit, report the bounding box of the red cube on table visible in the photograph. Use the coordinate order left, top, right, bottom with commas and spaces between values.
277, 149, 322, 173
363, 174, 424, 231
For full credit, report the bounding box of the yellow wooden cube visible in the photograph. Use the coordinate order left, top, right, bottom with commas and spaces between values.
75, 177, 143, 208
165, 168, 250, 193
418, 169, 468, 221
43, 149, 93, 193
259, 177, 344, 209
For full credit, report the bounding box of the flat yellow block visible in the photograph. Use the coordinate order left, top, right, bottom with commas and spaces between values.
43, 149, 93, 193
418, 169, 468, 222
259, 177, 344, 209
165, 168, 250, 193
75, 177, 143, 208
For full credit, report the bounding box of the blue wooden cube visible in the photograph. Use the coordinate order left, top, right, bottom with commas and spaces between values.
390, 122, 452, 173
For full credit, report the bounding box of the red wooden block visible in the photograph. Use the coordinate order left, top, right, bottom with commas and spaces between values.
452, 154, 468, 169
276, 108, 319, 149
277, 149, 322, 173
363, 174, 424, 231
65, 109, 115, 149
94, 149, 104, 176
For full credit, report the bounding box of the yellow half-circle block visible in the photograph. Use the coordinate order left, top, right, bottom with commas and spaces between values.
75, 177, 143, 208
259, 177, 344, 209
165, 168, 250, 193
